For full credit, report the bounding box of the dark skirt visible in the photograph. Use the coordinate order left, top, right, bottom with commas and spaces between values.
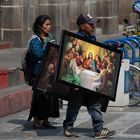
28, 89, 60, 121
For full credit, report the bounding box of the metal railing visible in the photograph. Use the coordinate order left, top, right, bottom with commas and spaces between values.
103, 36, 140, 106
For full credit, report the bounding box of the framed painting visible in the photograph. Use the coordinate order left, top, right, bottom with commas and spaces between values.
35, 41, 69, 101
36, 42, 59, 92
55, 30, 123, 101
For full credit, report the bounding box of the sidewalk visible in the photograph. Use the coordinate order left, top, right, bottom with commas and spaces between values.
0, 105, 140, 140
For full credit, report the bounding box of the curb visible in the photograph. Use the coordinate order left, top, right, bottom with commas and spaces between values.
0, 69, 8, 89
0, 86, 32, 117
0, 68, 25, 89
0, 41, 12, 49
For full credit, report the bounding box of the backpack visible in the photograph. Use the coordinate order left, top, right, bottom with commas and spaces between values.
21, 49, 34, 86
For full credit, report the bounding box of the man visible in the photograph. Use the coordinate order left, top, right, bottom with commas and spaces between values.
63, 13, 116, 139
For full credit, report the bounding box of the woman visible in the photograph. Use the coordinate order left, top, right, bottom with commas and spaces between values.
27, 15, 59, 129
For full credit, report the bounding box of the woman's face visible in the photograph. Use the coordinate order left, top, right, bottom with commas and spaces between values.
42, 19, 51, 34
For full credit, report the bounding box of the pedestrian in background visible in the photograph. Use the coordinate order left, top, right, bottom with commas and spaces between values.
27, 15, 60, 129
63, 13, 116, 139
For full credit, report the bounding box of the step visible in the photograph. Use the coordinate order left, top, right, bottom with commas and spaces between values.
0, 84, 32, 117
0, 68, 25, 89
0, 41, 12, 49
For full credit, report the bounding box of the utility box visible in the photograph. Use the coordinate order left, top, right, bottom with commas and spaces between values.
109, 59, 130, 107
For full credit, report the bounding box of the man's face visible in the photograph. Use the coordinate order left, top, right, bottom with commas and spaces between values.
80, 23, 95, 35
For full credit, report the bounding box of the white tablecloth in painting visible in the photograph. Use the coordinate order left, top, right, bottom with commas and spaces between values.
79, 69, 101, 91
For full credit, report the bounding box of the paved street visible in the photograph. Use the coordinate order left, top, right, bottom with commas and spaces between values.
0, 104, 140, 140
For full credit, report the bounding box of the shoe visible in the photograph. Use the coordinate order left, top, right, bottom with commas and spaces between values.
32, 123, 44, 129
95, 128, 116, 139
42, 122, 56, 129
63, 127, 78, 137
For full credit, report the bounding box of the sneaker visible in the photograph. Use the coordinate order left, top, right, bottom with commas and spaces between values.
63, 127, 78, 137
95, 128, 116, 139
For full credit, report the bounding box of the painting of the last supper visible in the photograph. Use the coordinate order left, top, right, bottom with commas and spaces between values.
56, 30, 122, 101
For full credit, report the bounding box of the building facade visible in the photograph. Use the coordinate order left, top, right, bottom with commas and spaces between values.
0, 0, 137, 48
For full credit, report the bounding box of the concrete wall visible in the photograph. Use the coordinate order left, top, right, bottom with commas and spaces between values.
69, 0, 97, 31
0, 0, 23, 47
96, 0, 119, 34
0, 0, 38, 48
38, 0, 69, 41
118, 0, 137, 25
0, 0, 137, 48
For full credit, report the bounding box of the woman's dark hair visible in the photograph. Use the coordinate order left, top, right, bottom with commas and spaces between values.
32, 15, 51, 35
